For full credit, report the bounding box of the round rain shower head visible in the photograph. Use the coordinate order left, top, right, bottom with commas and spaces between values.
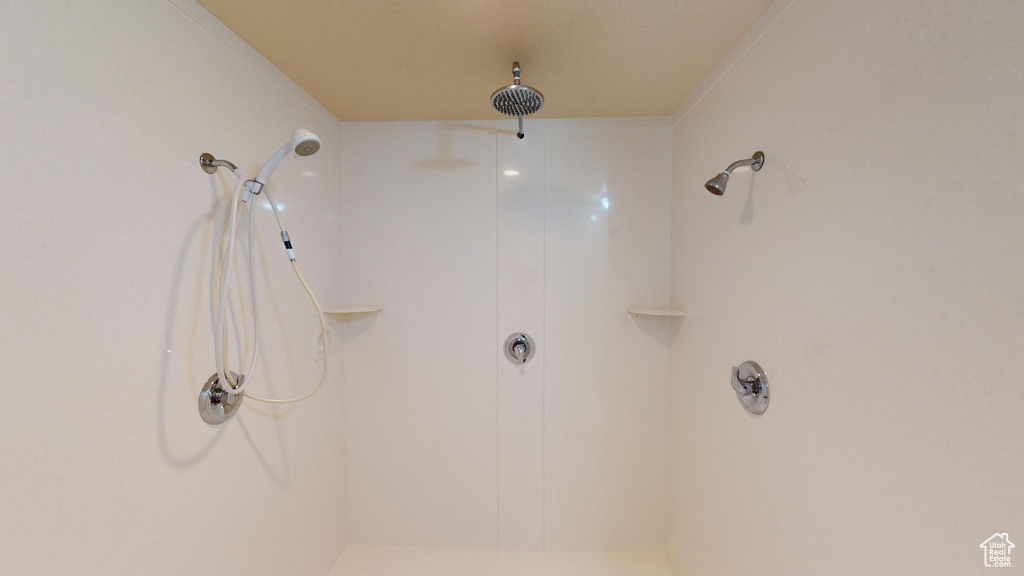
490, 85, 545, 117
490, 61, 544, 139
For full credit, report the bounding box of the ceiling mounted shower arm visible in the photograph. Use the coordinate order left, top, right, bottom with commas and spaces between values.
512, 61, 523, 138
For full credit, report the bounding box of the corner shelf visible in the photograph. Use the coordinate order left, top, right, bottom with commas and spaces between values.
627, 306, 686, 318
325, 305, 383, 319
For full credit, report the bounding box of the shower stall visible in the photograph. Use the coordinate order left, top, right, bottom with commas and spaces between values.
3, 1, 1023, 575
336, 118, 673, 570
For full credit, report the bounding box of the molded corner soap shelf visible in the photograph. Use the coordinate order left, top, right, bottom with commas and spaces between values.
627, 306, 686, 318
325, 305, 383, 318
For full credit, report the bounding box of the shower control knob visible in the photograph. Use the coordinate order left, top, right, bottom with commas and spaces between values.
513, 342, 527, 361
731, 360, 770, 415
504, 332, 536, 365
198, 371, 244, 425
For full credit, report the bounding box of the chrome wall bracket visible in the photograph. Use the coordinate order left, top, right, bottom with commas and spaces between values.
198, 371, 244, 425
504, 332, 536, 365
731, 360, 769, 415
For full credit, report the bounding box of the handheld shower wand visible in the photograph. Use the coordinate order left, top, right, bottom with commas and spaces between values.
197, 129, 330, 424
248, 129, 321, 261
255, 129, 322, 185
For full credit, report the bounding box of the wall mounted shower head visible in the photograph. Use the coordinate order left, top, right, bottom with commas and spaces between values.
490, 61, 544, 139
705, 172, 730, 196
705, 151, 765, 196
255, 129, 322, 184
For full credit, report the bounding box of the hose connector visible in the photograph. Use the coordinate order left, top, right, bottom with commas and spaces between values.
281, 231, 296, 261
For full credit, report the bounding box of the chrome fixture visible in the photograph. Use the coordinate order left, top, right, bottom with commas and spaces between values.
198, 371, 244, 425
705, 151, 765, 196
731, 360, 770, 415
199, 153, 238, 175
504, 332, 536, 365
490, 61, 544, 139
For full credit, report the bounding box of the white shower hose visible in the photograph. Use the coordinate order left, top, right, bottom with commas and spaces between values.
212, 171, 329, 404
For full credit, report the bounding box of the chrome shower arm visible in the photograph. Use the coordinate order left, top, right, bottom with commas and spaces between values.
725, 157, 755, 174
725, 151, 765, 175
200, 153, 238, 174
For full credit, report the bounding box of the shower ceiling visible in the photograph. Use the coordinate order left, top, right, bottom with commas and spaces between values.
197, 0, 773, 121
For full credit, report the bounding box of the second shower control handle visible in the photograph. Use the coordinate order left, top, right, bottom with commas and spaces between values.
504, 332, 536, 365
731, 360, 770, 415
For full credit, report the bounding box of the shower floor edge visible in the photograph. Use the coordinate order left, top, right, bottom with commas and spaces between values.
327, 544, 674, 576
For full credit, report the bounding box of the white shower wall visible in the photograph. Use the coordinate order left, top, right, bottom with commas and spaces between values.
666, 1, 1024, 574
1, 1, 346, 574
341, 118, 671, 552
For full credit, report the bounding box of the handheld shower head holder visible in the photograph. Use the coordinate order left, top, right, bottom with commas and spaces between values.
241, 179, 264, 203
